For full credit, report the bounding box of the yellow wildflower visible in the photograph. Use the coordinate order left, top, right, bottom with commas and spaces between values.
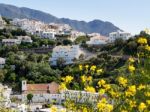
98, 79, 106, 87
128, 65, 135, 73
59, 83, 67, 91
146, 100, 150, 105
81, 75, 86, 83
118, 76, 128, 87
51, 105, 57, 112
84, 86, 96, 93
97, 98, 113, 112
137, 37, 147, 45
137, 84, 146, 90
145, 45, 150, 51
128, 57, 135, 63
90, 65, 96, 71
145, 92, 150, 97
109, 90, 120, 98
79, 64, 83, 71
85, 65, 89, 69
125, 85, 136, 97
103, 84, 111, 91
138, 102, 147, 112
87, 76, 92, 82
96, 69, 103, 74
82, 107, 88, 112
99, 89, 105, 95
62, 76, 73, 84
129, 100, 136, 108
106, 104, 113, 112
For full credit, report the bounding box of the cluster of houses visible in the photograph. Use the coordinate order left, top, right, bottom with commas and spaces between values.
11, 18, 85, 41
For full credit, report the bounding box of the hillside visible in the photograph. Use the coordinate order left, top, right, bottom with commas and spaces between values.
0, 3, 121, 36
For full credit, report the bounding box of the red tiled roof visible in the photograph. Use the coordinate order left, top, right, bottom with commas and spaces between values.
22, 82, 59, 94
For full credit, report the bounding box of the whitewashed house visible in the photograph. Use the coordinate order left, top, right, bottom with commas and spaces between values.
0, 57, 5, 69
39, 31, 56, 40
86, 35, 108, 45
109, 30, 132, 42
2, 39, 21, 46
17, 36, 33, 43
50, 45, 83, 66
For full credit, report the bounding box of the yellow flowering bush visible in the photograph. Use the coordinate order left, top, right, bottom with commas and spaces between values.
128, 64, 135, 73
97, 98, 113, 112
118, 76, 128, 87
138, 102, 147, 112
137, 37, 147, 45
59, 37, 150, 112
62, 76, 73, 84
125, 85, 136, 97
98, 79, 106, 87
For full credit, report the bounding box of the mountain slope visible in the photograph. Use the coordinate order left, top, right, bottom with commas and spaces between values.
0, 3, 121, 36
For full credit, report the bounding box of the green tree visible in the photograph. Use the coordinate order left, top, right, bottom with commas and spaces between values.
27, 93, 33, 104
63, 39, 72, 45
57, 57, 66, 67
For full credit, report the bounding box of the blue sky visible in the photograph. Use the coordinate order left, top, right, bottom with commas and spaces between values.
0, 0, 149, 34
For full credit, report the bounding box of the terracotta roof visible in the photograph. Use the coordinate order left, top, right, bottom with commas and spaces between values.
22, 82, 59, 94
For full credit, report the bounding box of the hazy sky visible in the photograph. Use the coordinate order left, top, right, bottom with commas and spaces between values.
0, 0, 150, 34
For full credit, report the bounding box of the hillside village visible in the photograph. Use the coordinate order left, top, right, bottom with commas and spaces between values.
0, 15, 150, 112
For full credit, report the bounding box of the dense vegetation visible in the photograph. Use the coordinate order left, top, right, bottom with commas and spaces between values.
0, 19, 150, 95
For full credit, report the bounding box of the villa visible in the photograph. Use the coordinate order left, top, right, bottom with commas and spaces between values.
86, 35, 108, 45
50, 45, 83, 66
109, 30, 132, 42
2, 39, 21, 46
17, 36, 33, 43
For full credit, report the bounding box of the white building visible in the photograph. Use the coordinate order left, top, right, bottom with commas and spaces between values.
21, 80, 61, 104
0, 57, 5, 69
2, 39, 21, 46
0, 83, 12, 107
50, 45, 83, 66
17, 36, 33, 43
0, 15, 6, 28
37, 31, 56, 40
86, 35, 108, 45
109, 30, 132, 42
